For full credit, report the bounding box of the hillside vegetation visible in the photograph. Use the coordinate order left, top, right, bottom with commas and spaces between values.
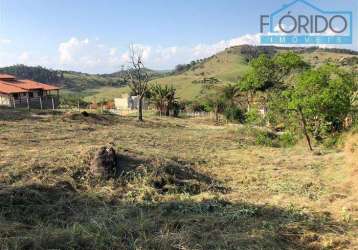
0, 65, 164, 92
151, 46, 358, 100
92, 46, 357, 101
0, 65, 126, 91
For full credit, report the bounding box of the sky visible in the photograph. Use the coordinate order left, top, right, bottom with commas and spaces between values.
0, 0, 357, 73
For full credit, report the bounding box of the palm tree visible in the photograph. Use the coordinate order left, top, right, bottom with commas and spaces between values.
221, 83, 241, 107
150, 84, 166, 116
164, 85, 176, 116
150, 84, 177, 116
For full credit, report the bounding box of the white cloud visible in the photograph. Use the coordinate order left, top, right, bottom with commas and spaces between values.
191, 34, 260, 59
0, 50, 53, 68
0, 34, 356, 73
54, 34, 357, 73
19, 51, 30, 62
0, 38, 11, 45
58, 37, 124, 72
109, 48, 117, 56
53, 35, 263, 72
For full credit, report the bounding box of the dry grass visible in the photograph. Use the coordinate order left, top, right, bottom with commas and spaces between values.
344, 132, 358, 169
335, 132, 358, 232
0, 108, 357, 249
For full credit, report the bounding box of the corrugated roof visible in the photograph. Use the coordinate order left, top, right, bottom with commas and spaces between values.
0, 81, 28, 94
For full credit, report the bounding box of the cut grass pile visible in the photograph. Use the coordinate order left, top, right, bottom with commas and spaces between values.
0, 109, 357, 249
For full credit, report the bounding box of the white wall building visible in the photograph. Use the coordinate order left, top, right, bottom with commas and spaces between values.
114, 94, 148, 110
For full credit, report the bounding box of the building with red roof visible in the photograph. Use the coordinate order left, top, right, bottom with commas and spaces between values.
0, 74, 60, 109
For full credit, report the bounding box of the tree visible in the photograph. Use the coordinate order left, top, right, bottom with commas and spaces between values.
150, 84, 166, 116
150, 84, 177, 116
282, 64, 356, 151
239, 52, 308, 111
202, 90, 226, 123
272, 52, 309, 84
199, 84, 245, 123
219, 84, 245, 122
164, 86, 177, 116
221, 83, 241, 107
125, 45, 150, 121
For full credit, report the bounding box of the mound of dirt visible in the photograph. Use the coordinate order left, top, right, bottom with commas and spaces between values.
63, 112, 112, 125
81, 149, 228, 196
149, 161, 229, 195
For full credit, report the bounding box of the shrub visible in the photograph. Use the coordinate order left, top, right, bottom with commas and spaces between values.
279, 132, 297, 147
322, 134, 343, 148
188, 101, 206, 112
238, 126, 298, 148
245, 108, 265, 126
60, 94, 88, 108
224, 107, 245, 123
255, 131, 277, 147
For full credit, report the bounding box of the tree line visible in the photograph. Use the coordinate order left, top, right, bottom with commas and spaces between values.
196, 52, 357, 151
0, 65, 63, 84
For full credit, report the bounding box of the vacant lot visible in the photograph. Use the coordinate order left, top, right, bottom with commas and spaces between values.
0, 109, 357, 249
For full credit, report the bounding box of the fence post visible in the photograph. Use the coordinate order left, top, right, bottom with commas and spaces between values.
52, 97, 55, 110
39, 97, 43, 110
78, 99, 80, 111
26, 97, 30, 111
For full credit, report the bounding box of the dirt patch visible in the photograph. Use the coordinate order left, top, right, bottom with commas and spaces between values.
63, 112, 115, 125
149, 160, 229, 195
81, 148, 229, 196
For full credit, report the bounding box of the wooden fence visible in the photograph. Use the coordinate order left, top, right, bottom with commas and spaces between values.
10, 96, 59, 110
181, 111, 212, 117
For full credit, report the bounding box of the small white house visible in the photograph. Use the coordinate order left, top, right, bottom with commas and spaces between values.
114, 94, 148, 110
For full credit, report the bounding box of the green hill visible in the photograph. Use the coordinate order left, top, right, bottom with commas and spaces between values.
151, 46, 358, 100
72, 45, 358, 102
0, 65, 166, 92
0, 65, 127, 91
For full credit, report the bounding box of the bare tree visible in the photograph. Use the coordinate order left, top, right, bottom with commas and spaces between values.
125, 45, 150, 121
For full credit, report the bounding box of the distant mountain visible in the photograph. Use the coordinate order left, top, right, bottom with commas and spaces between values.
102, 68, 171, 79
0, 65, 169, 91
0, 65, 63, 85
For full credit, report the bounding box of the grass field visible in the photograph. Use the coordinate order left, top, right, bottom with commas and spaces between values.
0, 108, 357, 249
